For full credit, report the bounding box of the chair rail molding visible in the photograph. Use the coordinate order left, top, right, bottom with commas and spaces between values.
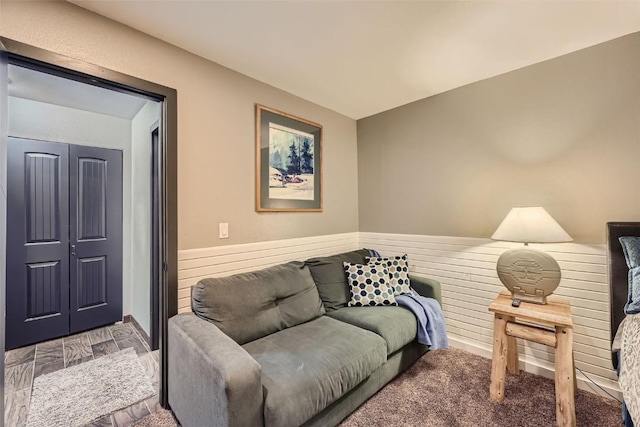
177, 232, 359, 312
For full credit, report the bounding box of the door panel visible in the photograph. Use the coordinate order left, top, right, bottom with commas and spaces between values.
27, 261, 62, 317
6, 138, 70, 349
77, 158, 107, 240
69, 145, 122, 333
77, 256, 107, 308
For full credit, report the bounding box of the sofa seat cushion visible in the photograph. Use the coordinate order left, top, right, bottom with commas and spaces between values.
242, 316, 387, 427
327, 306, 417, 355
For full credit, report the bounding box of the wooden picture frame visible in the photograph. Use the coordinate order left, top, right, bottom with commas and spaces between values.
256, 104, 322, 212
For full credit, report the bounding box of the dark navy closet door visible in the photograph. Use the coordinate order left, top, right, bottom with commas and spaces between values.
69, 144, 122, 334
6, 138, 70, 349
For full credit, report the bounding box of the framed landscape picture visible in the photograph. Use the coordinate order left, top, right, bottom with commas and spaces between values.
256, 104, 322, 212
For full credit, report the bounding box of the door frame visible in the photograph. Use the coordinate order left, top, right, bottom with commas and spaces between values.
150, 124, 160, 351
0, 39, 8, 423
0, 37, 178, 408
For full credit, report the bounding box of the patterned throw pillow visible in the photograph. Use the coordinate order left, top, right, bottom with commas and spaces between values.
366, 254, 411, 295
343, 262, 397, 307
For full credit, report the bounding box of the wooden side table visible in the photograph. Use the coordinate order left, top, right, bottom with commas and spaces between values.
489, 290, 576, 427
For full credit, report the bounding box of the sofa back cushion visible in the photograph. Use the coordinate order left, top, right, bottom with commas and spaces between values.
192, 261, 325, 344
305, 249, 370, 311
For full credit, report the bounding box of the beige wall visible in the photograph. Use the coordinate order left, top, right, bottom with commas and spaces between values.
358, 33, 640, 244
0, 1, 359, 250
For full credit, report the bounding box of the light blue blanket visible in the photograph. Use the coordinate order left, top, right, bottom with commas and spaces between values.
396, 291, 448, 350
364, 248, 448, 349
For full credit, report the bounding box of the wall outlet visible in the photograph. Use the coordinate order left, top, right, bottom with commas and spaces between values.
219, 222, 229, 239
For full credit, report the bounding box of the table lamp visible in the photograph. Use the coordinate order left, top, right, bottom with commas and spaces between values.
491, 207, 572, 304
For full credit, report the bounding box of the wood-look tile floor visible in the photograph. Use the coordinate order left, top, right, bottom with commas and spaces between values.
4, 323, 160, 427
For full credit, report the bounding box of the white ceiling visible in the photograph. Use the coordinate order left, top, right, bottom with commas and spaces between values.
70, 1, 640, 119
8, 65, 148, 120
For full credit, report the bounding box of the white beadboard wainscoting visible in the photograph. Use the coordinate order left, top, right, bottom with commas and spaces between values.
359, 232, 618, 399
176, 231, 618, 399
177, 232, 360, 313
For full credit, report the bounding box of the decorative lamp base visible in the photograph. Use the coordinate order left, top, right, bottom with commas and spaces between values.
511, 291, 547, 305
496, 247, 561, 305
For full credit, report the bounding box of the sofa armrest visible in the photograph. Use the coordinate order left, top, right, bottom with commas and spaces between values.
409, 274, 442, 304
168, 313, 263, 427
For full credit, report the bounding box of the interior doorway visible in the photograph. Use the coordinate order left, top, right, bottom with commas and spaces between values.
6, 61, 158, 350
6, 138, 124, 350
0, 37, 178, 409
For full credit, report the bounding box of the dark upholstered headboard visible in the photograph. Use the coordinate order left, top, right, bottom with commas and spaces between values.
607, 222, 640, 369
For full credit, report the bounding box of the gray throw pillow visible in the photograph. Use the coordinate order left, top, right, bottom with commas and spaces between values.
620, 236, 640, 269
626, 267, 640, 314
619, 237, 640, 314
305, 249, 370, 311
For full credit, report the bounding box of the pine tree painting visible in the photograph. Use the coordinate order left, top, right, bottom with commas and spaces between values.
268, 122, 314, 200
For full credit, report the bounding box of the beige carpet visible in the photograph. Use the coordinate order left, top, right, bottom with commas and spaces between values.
341, 347, 621, 427
137, 347, 621, 426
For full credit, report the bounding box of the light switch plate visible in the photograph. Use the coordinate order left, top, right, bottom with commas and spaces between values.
219, 222, 229, 239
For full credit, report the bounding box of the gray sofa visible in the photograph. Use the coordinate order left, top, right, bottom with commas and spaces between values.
168, 249, 442, 427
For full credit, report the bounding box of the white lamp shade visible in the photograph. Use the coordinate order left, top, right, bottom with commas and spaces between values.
491, 207, 572, 244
